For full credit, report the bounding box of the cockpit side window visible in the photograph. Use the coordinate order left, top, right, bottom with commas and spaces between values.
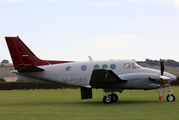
124, 63, 131, 69
132, 62, 141, 69
132, 63, 137, 69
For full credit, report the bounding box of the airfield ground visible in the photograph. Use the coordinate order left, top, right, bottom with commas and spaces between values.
0, 87, 179, 120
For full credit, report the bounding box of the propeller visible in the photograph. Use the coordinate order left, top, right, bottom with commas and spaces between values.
160, 59, 164, 75
149, 59, 170, 100
159, 59, 170, 100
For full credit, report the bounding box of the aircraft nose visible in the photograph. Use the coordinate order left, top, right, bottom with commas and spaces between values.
171, 75, 177, 82
165, 73, 177, 82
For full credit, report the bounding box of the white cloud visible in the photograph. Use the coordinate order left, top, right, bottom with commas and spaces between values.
0, 0, 58, 2
92, 36, 125, 47
98, 40, 124, 47
46, 0, 58, 2
117, 35, 139, 39
128, 0, 149, 2
156, 0, 179, 8
88, 2, 118, 7
128, 0, 179, 9
77, 35, 138, 47
156, 0, 171, 3
1, 0, 29, 2
172, 0, 179, 8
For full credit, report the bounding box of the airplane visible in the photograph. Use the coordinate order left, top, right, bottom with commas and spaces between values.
5, 36, 177, 103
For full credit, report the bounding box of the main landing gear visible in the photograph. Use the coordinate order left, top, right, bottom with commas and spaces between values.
103, 93, 118, 104
166, 82, 175, 102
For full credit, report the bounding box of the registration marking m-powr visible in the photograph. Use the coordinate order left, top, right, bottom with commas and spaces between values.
63, 78, 88, 83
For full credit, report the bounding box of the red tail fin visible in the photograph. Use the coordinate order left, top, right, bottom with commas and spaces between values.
5, 36, 73, 69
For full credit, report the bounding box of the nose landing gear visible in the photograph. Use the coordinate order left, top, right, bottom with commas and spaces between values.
166, 82, 175, 102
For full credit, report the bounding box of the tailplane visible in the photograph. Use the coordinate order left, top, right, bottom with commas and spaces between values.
5, 36, 73, 71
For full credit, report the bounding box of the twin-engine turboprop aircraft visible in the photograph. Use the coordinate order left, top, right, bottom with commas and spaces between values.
5, 36, 177, 103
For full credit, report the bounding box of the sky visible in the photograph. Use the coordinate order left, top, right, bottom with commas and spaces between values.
1, 0, 179, 63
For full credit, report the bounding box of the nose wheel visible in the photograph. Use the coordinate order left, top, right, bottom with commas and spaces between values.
166, 82, 175, 102
167, 94, 175, 102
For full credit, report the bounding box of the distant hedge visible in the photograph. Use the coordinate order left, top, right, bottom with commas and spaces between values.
0, 81, 78, 90
0, 77, 178, 90
0, 78, 6, 82
171, 77, 179, 86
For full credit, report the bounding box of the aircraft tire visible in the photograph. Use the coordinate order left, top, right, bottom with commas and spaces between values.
166, 94, 175, 102
111, 94, 118, 102
103, 95, 113, 104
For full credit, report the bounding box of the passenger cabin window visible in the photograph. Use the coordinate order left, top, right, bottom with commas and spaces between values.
66, 66, 72, 71
110, 64, 116, 70
94, 64, 100, 69
124, 63, 131, 69
81, 65, 87, 71
102, 64, 108, 69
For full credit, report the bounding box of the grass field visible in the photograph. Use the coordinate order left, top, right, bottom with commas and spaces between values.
0, 87, 179, 120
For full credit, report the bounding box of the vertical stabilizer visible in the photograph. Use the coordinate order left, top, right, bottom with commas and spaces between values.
5, 36, 73, 69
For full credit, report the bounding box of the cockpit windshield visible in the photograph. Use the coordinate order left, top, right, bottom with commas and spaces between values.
132, 62, 141, 69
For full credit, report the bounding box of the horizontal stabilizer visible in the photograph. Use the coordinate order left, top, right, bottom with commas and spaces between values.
90, 69, 127, 88
16, 65, 44, 73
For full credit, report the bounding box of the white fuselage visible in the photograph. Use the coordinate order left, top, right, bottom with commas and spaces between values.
15, 59, 176, 88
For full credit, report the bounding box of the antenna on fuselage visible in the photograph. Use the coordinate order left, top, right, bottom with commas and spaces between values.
88, 56, 93, 61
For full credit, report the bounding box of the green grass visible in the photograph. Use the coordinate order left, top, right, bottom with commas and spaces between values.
0, 87, 179, 120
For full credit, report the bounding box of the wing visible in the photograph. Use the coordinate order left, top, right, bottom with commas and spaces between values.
90, 69, 127, 88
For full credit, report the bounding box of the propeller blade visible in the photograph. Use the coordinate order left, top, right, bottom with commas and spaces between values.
160, 59, 164, 75
159, 84, 164, 100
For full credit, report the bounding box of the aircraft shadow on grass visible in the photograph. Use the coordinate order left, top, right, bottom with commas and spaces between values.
74, 100, 166, 105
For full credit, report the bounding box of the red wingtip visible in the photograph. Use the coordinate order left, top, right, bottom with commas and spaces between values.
159, 96, 162, 100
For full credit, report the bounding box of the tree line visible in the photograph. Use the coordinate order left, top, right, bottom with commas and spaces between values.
137, 59, 179, 67
0, 78, 77, 90
0, 77, 178, 90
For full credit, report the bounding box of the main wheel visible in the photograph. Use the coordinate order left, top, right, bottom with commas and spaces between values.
111, 94, 118, 102
103, 95, 113, 104
166, 94, 175, 102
